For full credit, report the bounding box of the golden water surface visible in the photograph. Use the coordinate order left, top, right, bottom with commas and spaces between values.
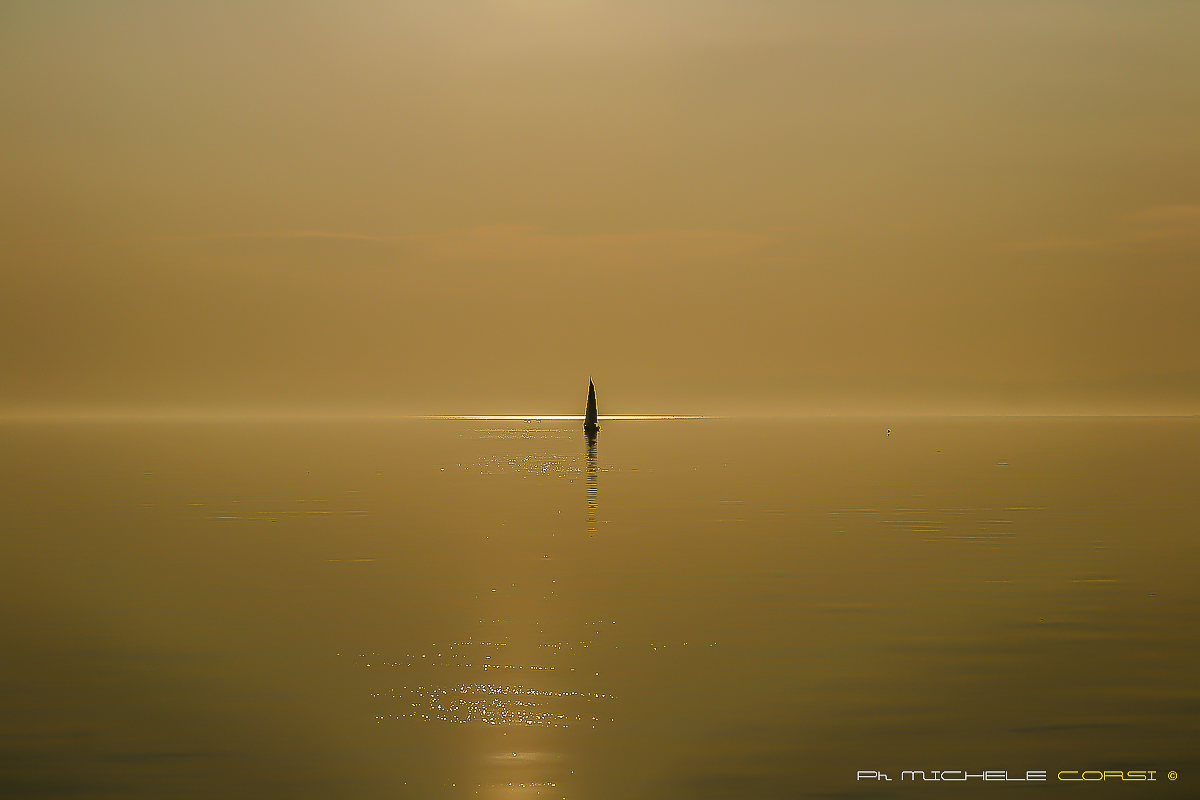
1, 418, 1196, 797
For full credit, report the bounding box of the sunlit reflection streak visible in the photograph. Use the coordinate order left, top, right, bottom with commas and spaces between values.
425, 415, 704, 420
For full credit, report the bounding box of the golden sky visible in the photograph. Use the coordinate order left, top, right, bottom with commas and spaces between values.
2, 1, 1198, 416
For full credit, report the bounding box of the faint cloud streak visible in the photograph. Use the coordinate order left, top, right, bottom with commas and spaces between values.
1007, 205, 1200, 253
135, 225, 774, 266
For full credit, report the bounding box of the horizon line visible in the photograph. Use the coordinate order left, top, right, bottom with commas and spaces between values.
0, 410, 1197, 422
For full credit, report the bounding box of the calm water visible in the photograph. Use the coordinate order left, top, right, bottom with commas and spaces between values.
1, 417, 1197, 798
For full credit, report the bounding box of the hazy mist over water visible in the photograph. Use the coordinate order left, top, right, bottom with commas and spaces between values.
2, 417, 1197, 797
3, 1, 1200, 418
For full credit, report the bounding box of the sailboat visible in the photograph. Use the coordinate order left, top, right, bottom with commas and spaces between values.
584, 381, 600, 434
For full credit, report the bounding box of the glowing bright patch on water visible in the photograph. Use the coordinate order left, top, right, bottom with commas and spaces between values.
373, 683, 614, 728
426, 415, 705, 420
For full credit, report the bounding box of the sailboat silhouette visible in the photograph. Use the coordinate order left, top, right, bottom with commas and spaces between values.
584, 381, 600, 434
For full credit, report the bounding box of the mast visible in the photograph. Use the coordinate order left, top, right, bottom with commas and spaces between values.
585, 381, 599, 432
